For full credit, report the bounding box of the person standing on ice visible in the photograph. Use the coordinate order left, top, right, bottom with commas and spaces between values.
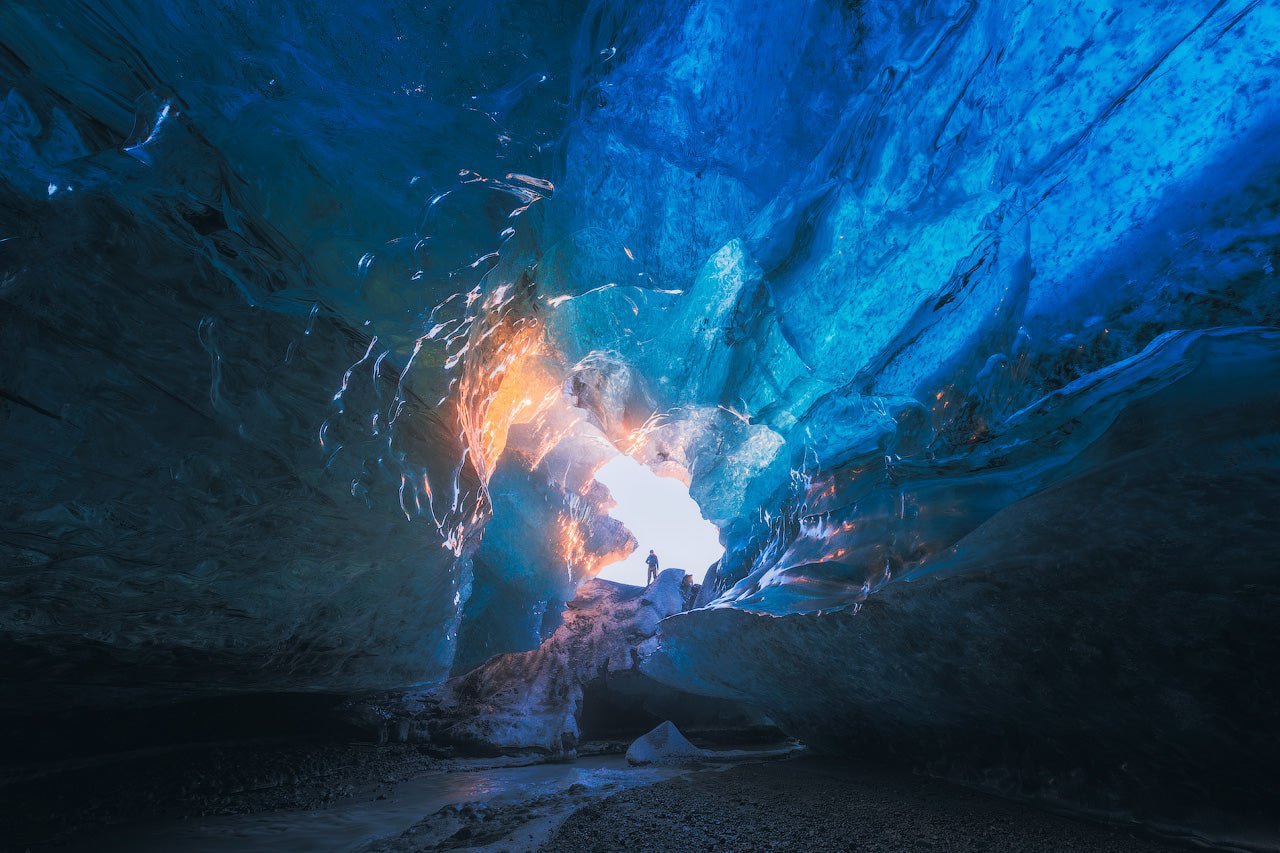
645, 550, 660, 584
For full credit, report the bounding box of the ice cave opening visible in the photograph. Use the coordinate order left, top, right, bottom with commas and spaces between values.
590, 454, 723, 587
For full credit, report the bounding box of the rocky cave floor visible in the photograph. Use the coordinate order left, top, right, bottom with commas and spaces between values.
3, 740, 1213, 853
1, 739, 448, 850
545, 758, 1197, 853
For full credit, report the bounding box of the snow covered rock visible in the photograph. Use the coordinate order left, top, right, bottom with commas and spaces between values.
625, 721, 707, 766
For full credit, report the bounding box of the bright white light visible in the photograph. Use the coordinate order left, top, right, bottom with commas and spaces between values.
592, 455, 722, 587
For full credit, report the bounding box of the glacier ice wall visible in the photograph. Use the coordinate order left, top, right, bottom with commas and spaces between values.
645, 329, 1280, 825
545, 0, 1280, 608
542, 0, 1280, 830
0, 0, 600, 704
2, 0, 1279, 832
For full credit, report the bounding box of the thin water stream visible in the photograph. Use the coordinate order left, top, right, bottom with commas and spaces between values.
81, 755, 700, 853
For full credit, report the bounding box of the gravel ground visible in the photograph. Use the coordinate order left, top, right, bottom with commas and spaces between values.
545, 757, 1195, 853
2, 740, 448, 850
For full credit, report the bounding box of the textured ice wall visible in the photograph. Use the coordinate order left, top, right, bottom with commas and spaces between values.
646, 330, 1280, 827
543, 0, 1280, 611
3, 2, 1279, 834
454, 375, 638, 674
421, 568, 699, 757
0, 0, 602, 706
539, 0, 1280, 832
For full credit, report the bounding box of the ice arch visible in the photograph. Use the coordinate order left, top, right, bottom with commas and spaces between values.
591, 454, 723, 587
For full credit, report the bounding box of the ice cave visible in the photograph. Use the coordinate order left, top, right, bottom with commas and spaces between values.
1, 0, 1278, 850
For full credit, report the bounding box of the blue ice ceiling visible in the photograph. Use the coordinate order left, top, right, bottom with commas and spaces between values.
2, 0, 1279, 827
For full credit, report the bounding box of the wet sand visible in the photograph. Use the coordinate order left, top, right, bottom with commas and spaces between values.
545, 758, 1199, 853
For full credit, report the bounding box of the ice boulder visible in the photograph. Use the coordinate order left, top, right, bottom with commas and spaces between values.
626, 721, 707, 766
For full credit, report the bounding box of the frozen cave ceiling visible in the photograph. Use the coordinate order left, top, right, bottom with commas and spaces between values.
1, 0, 1279, 827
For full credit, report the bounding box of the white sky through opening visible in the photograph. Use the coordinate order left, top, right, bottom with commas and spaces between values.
592, 455, 723, 587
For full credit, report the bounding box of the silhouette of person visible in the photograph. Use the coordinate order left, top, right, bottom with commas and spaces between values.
645, 549, 659, 584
